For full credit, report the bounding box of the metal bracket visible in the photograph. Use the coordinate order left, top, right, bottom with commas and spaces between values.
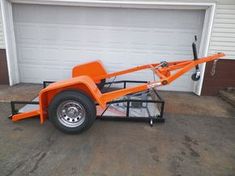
210, 59, 218, 76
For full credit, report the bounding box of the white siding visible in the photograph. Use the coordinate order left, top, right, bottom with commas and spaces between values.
0, 6, 5, 49
209, 2, 235, 60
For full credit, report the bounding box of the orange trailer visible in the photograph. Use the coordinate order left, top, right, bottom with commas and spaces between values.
10, 40, 225, 134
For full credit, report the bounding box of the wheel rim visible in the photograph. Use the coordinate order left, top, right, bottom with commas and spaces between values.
57, 100, 86, 128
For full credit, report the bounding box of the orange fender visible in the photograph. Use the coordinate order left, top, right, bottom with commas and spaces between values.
38, 75, 105, 124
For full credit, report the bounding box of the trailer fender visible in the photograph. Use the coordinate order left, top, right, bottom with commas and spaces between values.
38, 76, 105, 124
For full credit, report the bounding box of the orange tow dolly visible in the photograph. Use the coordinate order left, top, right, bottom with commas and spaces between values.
10, 39, 225, 134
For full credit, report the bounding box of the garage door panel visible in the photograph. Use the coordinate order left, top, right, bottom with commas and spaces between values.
13, 5, 203, 28
14, 24, 39, 43
13, 4, 204, 91
16, 23, 200, 49
17, 47, 61, 63
19, 65, 71, 83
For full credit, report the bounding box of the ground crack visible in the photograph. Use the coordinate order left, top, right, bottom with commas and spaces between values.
29, 152, 47, 174
6, 130, 55, 176
183, 135, 200, 157
6, 161, 24, 176
6, 151, 47, 176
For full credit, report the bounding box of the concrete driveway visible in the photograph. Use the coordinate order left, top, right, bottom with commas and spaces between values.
0, 84, 235, 176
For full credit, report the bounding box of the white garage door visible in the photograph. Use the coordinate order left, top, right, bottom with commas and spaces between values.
13, 4, 205, 91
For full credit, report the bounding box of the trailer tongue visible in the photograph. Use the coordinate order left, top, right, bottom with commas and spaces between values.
9, 39, 225, 133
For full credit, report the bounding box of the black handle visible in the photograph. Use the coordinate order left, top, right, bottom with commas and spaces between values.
192, 35, 199, 70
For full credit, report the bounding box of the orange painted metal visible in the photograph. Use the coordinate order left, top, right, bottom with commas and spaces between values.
163, 53, 225, 84
72, 60, 107, 83
11, 110, 40, 122
100, 84, 148, 104
94, 64, 158, 81
11, 53, 225, 123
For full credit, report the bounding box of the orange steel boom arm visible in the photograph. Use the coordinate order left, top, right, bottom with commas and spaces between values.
99, 53, 225, 103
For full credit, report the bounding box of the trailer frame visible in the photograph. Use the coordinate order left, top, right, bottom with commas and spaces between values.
10, 80, 165, 126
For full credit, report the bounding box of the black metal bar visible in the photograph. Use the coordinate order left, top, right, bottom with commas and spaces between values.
11, 101, 39, 105
104, 80, 147, 85
10, 101, 39, 117
43, 81, 55, 88
192, 42, 199, 70
152, 89, 165, 118
146, 105, 151, 117
126, 100, 130, 117
97, 116, 165, 123
105, 99, 161, 104
100, 104, 111, 117
122, 80, 147, 83
124, 81, 127, 88
152, 89, 163, 101
10, 102, 17, 115
159, 102, 165, 118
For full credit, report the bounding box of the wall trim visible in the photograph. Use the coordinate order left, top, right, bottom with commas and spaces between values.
194, 3, 216, 95
1, 0, 216, 95
9, 0, 214, 9
1, 0, 20, 85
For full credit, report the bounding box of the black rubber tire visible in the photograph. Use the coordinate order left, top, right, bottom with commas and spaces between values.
48, 90, 96, 134
96, 79, 105, 90
191, 73, 200, 81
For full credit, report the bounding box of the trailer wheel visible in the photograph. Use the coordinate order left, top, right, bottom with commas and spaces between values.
48, 90, 96, 134
191, 73, 200, 81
